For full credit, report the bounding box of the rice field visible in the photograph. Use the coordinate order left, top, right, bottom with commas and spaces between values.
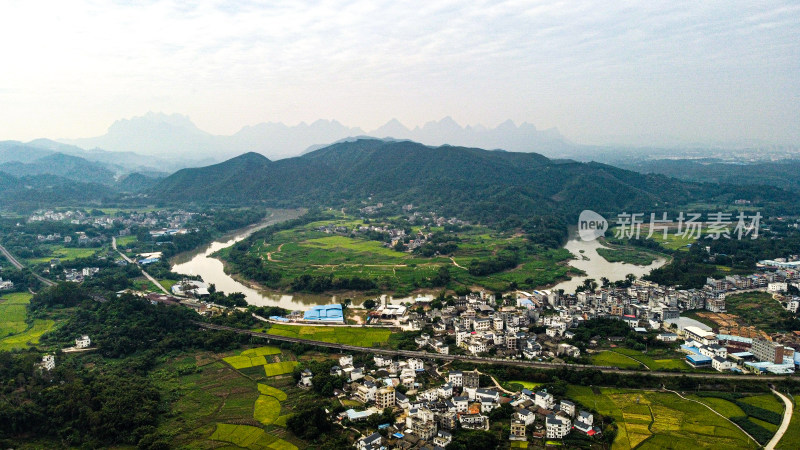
264, 361, 298, 377
266, 324, 391, 347
223, 346, 282, 369
567, 385, 758, 449
254, 395, 282, 425
258, 383, 287, 401
209, 423, 297, 450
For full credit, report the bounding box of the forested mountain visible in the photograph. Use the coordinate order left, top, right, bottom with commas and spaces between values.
619, 158, 800, 192
149, 138, 788, 223
0, 152, 116, 185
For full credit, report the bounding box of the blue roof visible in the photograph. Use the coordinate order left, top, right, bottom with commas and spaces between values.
687, 354, 712, 364
270, 316, 290, 322
303, 304, 344, 322
681, 345, 701, 354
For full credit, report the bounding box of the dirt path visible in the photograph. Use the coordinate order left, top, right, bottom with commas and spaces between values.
450, 257, 467, 270
266, 243, 284, 261
766, 389, 793, 450
663, 388, 759, 446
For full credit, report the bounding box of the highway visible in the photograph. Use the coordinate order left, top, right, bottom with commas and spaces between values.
0, 243, 56, 287
195, 322, 794, 382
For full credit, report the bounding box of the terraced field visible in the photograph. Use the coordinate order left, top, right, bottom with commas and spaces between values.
567, 386, 758, 449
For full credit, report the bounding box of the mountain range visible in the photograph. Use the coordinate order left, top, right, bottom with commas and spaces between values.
60, 112, 575, 161
149, 138, 791, 223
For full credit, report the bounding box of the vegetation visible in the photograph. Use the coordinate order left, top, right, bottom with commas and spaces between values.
725, 292, 795, 333
567, 385, 758, 449
266, 323, 392, 347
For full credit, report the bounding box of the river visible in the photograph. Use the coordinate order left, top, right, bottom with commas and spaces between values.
172, 214, 667, 310
550, 230, 668, 293
170, 209, 343, 311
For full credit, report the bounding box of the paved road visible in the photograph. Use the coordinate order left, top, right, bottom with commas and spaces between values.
767, 389, 794, 450
0, 243, 55, 287
112, 237, 170, 295
195, 322, 794, 381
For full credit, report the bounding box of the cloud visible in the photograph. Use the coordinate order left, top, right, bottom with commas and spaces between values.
0, 0, 797, 145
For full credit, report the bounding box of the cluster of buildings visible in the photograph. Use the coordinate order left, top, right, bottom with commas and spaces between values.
677, 325, 798, 374
63, 267, 100, 283
342, 354, 598, 449
0, 278, 13, 290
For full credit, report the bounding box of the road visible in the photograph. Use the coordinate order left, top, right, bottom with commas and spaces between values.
0, 243, 55, 287
194, 322, 793, 381
766, 389, 794, 450
112, 237, 171, 295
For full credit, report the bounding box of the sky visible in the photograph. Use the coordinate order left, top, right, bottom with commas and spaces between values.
1, 0, 798, 147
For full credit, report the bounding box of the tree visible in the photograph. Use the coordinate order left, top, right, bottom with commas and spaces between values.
363, 299, 377, 309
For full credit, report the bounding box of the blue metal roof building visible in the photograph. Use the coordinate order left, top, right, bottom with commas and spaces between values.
686, 354, 712, 366
303, 304, 344, 323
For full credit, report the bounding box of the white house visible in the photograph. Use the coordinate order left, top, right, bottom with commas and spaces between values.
448, 370, 463, 387
534, 390, 555, 410
357, 432, 382, 450
453, 396, 469, 412
41, 354, 55, 371
339, 355, 354, 367
546, 414, 571, 439
559, 400, 576, 417
712, 357, 733, 372
574, 411, 594, 434
75, 335, 91, 348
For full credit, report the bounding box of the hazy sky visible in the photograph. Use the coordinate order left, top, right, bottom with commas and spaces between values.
2, 0, 798, 146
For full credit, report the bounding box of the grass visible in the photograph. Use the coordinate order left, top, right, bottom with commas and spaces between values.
264, 361, 298, 377
0, 292, 55, 351
591, 348, 688, 371
115, 235, 138, 247
507, 380, 544, 390
0, 319, 55, 351
597, 245, 660, 265
152, 353, 307, 449
266, 324, 391, 347
739, 394, 784, 415
567, 385, 758, 450
725, 292, 790, 333
27, 246, 98, 264
223, 346, 282, 369
776, 393, 799, 450
649, 232, 696, 251
158, 279, 177, 292
690, 396, 745, 418
230, 216, 576, 294
0, 292, 33, 338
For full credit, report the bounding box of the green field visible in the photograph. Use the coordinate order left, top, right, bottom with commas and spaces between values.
210, 423, 297, 450
0, 292, 55, 351
567, 385, 758, 449
258, 383, 288, 401
243, 346, 282, 357
115, 235, 138, 247
264, 361, 298, 377
0, 292, 32, 338
592, 348, 688, 371
27, 246, 98, 264
231, 216, 576, 293
649, 232, 696, 251
506, 380, 544, 390
254, 395, 282, 425
266, 324, 391, 347
776, 393, 799, 449
725, 292, 789, 332
597, 243, 662, 266
738, 394, 784, 415
153, 352, 309, 449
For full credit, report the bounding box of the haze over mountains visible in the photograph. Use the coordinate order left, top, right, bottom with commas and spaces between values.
60, 112, 574, 161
